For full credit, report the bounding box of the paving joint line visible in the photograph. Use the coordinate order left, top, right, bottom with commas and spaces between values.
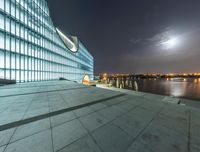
187, 110, 191, 152
2, 93, 41, 152
77, 117, 105, 152
0, 83, 77, 90
50, 95, 130, 128
0, 86, 89, 98
0, 93, 126, 132
124, 104, 166, 152
47, 92, 55, 152
72, 94, 127, 152
78, 99, 147, 143
18, 96, 128, 152
64, 98, 149, 152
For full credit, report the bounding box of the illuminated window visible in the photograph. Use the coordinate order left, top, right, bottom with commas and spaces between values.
0, 0, 94, 83
0, 0, 4, 10
0, 14, 4, 29
0, 32, 4, 49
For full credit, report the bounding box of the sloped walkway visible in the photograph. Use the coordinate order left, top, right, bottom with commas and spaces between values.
0, 81, 199, 152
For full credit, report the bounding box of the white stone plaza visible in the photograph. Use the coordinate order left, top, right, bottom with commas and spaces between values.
0, 81, 199, 152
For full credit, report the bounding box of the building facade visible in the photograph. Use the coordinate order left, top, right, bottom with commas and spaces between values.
0, 0, 94, 83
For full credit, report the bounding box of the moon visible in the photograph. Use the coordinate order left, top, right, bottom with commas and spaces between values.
161, 37, 179, 49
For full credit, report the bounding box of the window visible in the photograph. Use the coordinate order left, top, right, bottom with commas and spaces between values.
11, 37, 15, 52
0, 14, 4, 30
0, 50, 4, 68
11, 20, 15, 35
11, 3, 15, 16
0, 69, 3, 78
5, 0, 10, 14
5, 18, 10, 32
0, 0, 4, 11
0, 32, 4, 49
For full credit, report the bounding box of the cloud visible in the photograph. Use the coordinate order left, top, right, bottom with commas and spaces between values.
130, 38, 142, 44
149, 31, 169, 43
130, 27, 172, 46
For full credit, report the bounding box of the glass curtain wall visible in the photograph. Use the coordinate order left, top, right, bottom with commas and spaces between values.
0, 0, 94, 83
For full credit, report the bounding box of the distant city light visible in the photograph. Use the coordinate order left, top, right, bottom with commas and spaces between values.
102, 73, 108, 81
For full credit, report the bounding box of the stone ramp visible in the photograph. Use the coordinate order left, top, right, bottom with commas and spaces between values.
0, 81, 199, 152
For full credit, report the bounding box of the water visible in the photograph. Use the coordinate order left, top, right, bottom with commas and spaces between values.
111, 78, 200, 101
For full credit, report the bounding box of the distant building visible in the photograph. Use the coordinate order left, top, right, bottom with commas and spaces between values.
0, 0, 94, 83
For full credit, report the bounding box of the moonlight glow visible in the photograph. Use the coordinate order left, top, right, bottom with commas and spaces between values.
162, 37, 179, 49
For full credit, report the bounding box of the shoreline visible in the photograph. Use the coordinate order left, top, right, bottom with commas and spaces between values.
96, 83, 200, 109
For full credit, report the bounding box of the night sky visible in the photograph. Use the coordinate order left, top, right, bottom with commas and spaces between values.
47, 0, 200, 75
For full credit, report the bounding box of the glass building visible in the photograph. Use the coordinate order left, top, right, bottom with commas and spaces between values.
0, 0, 94, 83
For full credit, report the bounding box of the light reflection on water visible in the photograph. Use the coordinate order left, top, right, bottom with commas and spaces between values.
119, 78, 200, 101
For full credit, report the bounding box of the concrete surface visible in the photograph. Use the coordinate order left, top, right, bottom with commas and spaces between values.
0, 81, 199, 152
